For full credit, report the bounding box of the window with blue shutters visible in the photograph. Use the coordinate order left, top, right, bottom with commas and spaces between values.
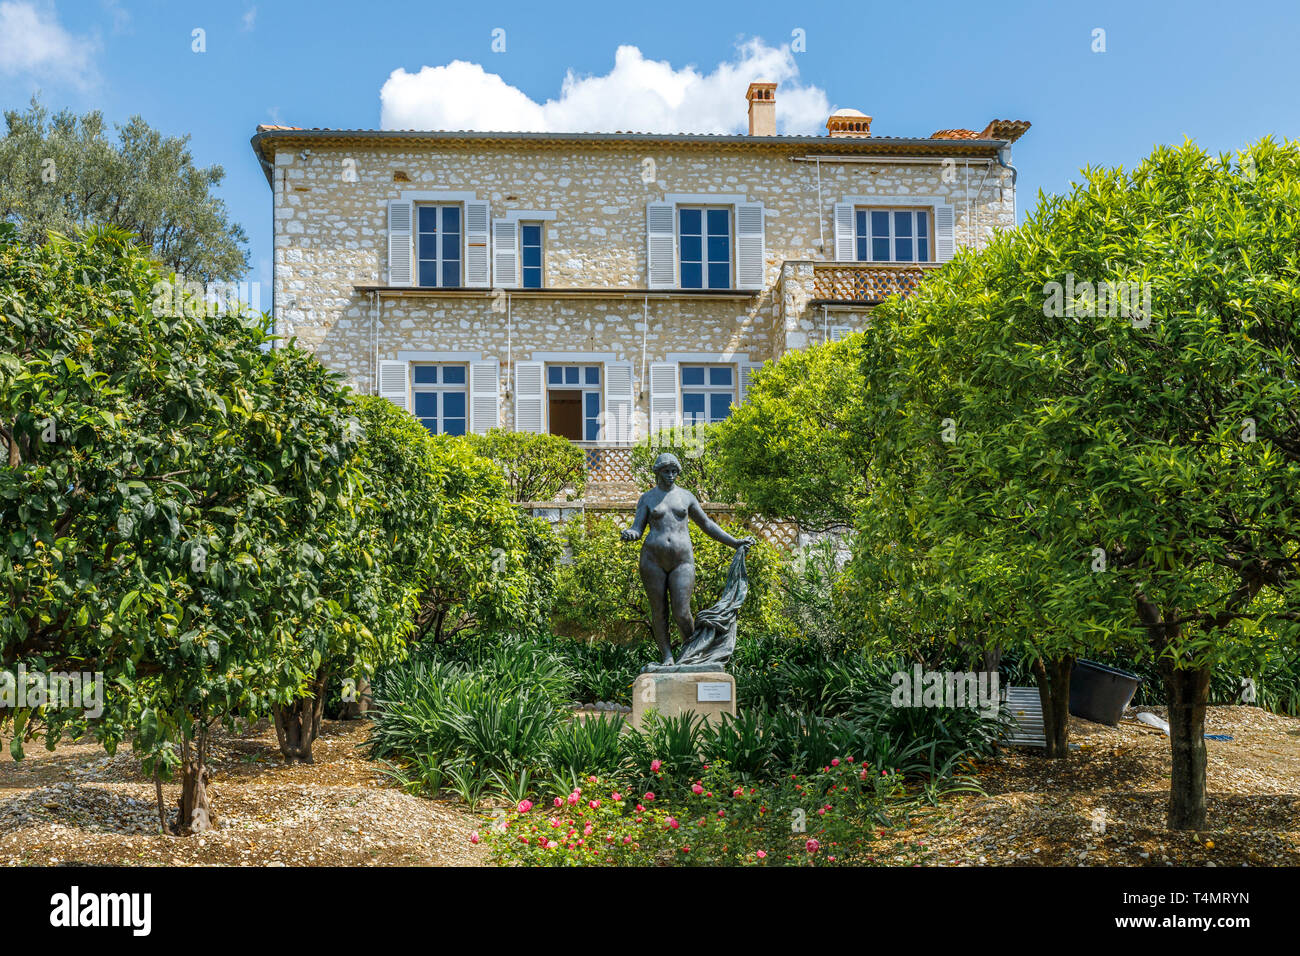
411, 363, 468, 435
680, 364, 735, 425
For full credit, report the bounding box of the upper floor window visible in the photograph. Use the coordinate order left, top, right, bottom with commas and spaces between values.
680, 364, 735, 425
412, 363, 468, 435
546, 364, 602, 441
417, 204, 462, 287
855, 208, 931, 263
679, 207, 731, 290
520, 222, 544, 289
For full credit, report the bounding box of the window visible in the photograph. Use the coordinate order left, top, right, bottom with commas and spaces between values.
679, 207, 731, 289
520, 222, 543, 289
417, 204, 462, 287
411, 364, 468, 435
855, 208, 931, 263
680, 364, 735, 425
546, 364, 601, 441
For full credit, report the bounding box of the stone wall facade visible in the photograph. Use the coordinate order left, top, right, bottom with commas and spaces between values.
265, 135, 1017, 434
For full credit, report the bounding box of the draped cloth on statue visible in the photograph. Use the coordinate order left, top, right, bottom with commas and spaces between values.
675, 545, 750, 667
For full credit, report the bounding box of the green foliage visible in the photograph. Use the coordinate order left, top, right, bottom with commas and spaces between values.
713, 344, 869, 530
540, 633, 649, 705
1, 98, 248, 281
552, 516, 788, 644
406, 435, 562, 644
842, 138, 1300, 825
854, 138, 1300, 678
631, 425, 733, 502
466, 427, 586, 502
369, 632, 1001, 815
0, 226, 360, 778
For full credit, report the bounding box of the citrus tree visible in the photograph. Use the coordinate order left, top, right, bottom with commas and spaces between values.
859, 138, 1300, 828
0, 226, 362, 828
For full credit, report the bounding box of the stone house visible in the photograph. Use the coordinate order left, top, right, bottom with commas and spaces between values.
250, 84, 1028, 494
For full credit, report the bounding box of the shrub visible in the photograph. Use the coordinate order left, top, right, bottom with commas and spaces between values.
479, 760, 908, 867
466, 427, 586, 502
410, 437, 562, 643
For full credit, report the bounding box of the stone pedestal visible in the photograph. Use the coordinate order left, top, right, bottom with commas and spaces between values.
630, 669, 736, 731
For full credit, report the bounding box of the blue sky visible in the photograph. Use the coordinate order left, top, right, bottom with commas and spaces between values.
3, 0, 1299, 289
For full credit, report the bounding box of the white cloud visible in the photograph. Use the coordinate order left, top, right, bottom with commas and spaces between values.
380, 38, 830, 135
241, 6, 257, 32
0, 1, 98, 89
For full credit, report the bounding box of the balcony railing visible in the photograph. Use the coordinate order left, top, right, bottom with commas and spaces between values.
809, 262, 940, 303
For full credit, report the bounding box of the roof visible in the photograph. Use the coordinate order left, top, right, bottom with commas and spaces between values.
249, 122, 1030, 185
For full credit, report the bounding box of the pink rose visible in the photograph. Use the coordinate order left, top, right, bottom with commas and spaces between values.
644, 792, 655, 801
469, 832, 480, 844
756, 850, 767, 859
611, 792, 622, 801
831, 758, 840, 767
691, 783, 704, 795
517, 800, 533, 813
650, 759, 662, 772
667, 817, 680, 829
806, 839, 820, 854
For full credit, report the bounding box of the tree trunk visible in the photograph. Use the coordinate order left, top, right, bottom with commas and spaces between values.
978, 645, 1002, 683
272, 665, 329, 764
177, 725, 216, 834
1163, 662, 1211, 830
1031, 655, 1074, 759
154, 771, 167, 834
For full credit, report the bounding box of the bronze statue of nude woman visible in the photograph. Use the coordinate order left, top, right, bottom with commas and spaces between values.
621, 453, 752, 666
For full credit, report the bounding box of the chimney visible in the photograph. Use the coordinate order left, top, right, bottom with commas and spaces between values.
826, 108, 872, 138
746, 82, 777, 136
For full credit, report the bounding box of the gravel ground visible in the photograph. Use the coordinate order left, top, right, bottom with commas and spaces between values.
870, 705, 1300, 866
0, 720, 489, 867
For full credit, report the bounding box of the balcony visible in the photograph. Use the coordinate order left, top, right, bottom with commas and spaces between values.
807, 262, 940, 304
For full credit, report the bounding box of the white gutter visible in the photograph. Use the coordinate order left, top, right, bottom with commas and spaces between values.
792, 155, 996, 166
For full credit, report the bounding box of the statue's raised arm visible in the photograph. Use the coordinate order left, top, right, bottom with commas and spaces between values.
688, 498, 753, 550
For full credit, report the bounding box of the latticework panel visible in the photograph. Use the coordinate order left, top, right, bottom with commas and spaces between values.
810, 263, 935, 302
585, 446, 635, 483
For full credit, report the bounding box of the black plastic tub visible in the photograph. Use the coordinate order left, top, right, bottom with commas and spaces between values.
1069, 659, 1142, 726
